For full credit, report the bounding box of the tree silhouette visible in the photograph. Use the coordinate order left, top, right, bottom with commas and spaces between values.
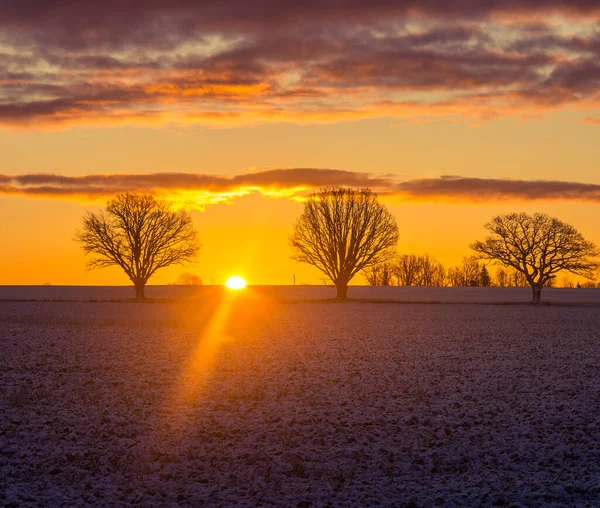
363, 262, 394, 286
508, 268, 529, 287
76, 193, 200, 301
174, 272, 203, 286
471, 213, 598, 304
495, 267, 508, 287
480, 264, 491, 287
290, 187, 399, 300
462, 256, 481, 286
418, 254, 446, 287
447, 256, 480, 286
395, 254, 421, 286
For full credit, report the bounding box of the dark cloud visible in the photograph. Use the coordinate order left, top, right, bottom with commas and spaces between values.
0, 169, 391, 198
2, 169, 600, 205
2, 2, 599, 40
1, 3, 600, 127
307, 43, 553, 90
394, 175, 600, 202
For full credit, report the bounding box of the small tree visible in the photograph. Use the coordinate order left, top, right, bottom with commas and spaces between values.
290, 187, 399, 300
480, 265, 491, 287
471, 213, 598, 304
76, 193, 200, 301
418, 254, 446, 287
174, 272, 203, 286
462, 256, 481, 287
445, 266, 460, 287
509, 268, 529, 287
495, 267, 508, 287
395, 254, 421, 286
363, 262, 394, 286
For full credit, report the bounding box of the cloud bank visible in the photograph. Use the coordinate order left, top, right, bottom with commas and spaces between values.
1, 2, 600, 128
2, 169, 600, 208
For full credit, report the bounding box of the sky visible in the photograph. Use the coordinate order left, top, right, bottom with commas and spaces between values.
1, 1, 600, 285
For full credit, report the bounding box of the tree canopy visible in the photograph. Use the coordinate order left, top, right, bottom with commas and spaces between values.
290, 187, 399, 300
471, 212, 598, 303
76, 193, 200, 300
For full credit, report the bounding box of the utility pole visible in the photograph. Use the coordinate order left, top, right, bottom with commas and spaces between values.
293, 274, 296, 286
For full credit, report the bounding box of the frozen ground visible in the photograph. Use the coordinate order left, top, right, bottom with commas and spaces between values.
2, 298, 600, 506
1, 284, 600, 305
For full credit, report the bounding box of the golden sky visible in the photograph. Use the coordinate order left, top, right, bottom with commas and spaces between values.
1, 3, 600, 285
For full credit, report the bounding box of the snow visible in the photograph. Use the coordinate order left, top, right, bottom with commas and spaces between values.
2, 298, 600, 506
1, 284, 600, 305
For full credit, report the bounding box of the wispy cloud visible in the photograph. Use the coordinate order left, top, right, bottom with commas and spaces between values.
2, 169, 600, 208
1, 3, 600, 128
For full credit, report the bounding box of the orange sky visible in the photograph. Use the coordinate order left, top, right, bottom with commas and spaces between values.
1, 122, 599, 286
1, 4, 600, 285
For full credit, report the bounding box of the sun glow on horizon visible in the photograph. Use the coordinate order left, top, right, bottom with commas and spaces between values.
225, 275, 247, 289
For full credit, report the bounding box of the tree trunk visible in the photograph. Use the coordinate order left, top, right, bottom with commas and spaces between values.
531, 285, 542, 305
336, 282, 348, 301
134, 280, 146, 301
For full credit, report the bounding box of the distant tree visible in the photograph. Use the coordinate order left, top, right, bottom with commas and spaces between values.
561, 276, 575, 289
418, 254, 446, 287
480, 264, 491, 287
76, 193, 200, 301
471, 213, 598, 304
582, 281, 597, 288
395, 254, 421, 286
393, 253, 446, 287
495, 267, 508, 287
363, 262, 394, 286
446, 256, 481, 286
446, 266, 463, 287
508, 268, 529, 287
290, 187, 399, 300
433, 263, 447, 287
463, 256, 481, 287
174, 272, 203, 286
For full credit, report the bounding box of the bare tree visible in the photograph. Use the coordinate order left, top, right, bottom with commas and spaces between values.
494, 267, 507, 287
174, 272, 203, 286
395, 254, 421, 286
363, 262, 394, 286
462, 256, 481, 287
446, 256, 480, 286
480, 264, 491, 287
446, 266, 463, 287
76, 193, 200, 301
418, 254, 446, 286
471, 213, 598, 304
290, 187, 399, 300
508, 268, 528, 287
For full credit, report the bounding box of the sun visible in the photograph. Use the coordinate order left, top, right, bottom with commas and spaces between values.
225, 276, 247, 290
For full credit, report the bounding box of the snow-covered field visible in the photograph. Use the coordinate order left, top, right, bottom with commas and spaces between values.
2, 298, 600, 506
2, 284, 600, 305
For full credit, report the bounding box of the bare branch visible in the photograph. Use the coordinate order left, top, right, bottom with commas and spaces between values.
471, 212, 599, 303
75, 193, 200, 300
290, 187, 399, 299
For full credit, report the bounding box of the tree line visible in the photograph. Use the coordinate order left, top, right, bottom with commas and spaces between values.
363, 254, 600, 288
364, 254, 516, 288
76, 187, 599, 304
